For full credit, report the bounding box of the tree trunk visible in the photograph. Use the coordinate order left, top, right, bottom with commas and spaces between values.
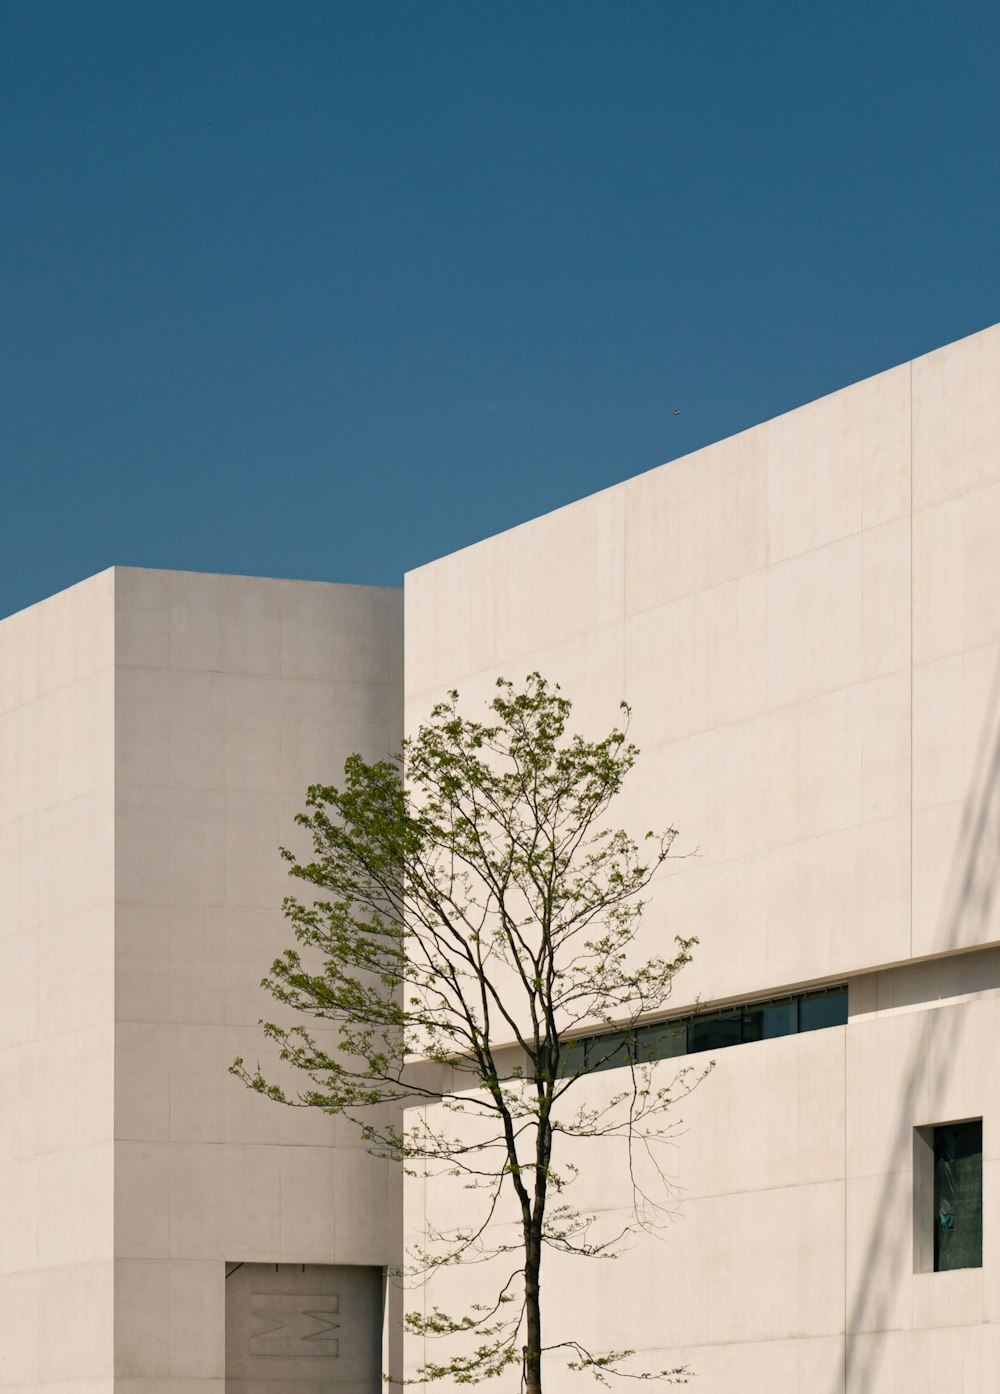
524, 1221, 543, 1394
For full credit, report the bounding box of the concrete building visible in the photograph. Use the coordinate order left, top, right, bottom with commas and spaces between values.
0, 571, 403, 1394
3, 320, 1000, 1391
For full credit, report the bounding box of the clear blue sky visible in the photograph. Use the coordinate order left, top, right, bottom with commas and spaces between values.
3, 1, 999, 618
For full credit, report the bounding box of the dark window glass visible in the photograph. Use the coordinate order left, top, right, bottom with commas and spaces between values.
689, 1010, 742, 1054
742, 1000, 798, 1042
635, 1020, 688, 1060
798, 989, 848, 1033
934, 1121, 983, 1271
594, 1024, 689, 1071
585, 1031, 635, 1073
558, 1040, 587, 1077
558, 983, 847, 1077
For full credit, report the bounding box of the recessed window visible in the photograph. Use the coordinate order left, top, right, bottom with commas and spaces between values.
560, 984, 848, 1076
914, 1119, 983, 1273
688, 1009, 742, 1054
742, 998, 798, 1041
934, 1120, 983, 1271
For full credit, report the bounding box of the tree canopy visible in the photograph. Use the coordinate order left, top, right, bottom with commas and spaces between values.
233, 673, 700, 1392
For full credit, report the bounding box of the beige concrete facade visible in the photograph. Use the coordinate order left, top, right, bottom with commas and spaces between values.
403, 322, 1000, 1393
0, 571, 116, 1393
4, 320, 1000, 1392
0, 569, 403, 1394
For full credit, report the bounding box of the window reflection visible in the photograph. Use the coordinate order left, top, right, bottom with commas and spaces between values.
559, 986, 848, 1076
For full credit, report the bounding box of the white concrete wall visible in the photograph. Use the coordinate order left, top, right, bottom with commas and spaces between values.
405, 351, 918, 1011
406, 322, 1000, 1009
4, 318, 998, 1393
111, 569, 404, 1394
0, 571, 116, 1394
403, 323, 1000, 1392
1, 567, 404, 1394
407, 961, 1000, 1394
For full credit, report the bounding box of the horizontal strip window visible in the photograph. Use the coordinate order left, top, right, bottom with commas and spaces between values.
561, 984, 848, 1076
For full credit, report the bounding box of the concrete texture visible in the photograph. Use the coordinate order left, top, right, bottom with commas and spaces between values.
403, 322, 1000, 1393
1, 568, 403, 1394
5, 319, 1000, 1394
225, 1263, 382, 1394
0, 569, 116, 1393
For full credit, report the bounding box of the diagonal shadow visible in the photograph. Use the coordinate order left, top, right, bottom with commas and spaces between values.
831, 649, 1000, 1393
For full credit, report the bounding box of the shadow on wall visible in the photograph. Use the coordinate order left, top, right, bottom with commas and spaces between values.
834, 650, 1000, 1394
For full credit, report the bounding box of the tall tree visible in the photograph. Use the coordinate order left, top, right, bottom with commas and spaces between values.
233, 674, 699, 1392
